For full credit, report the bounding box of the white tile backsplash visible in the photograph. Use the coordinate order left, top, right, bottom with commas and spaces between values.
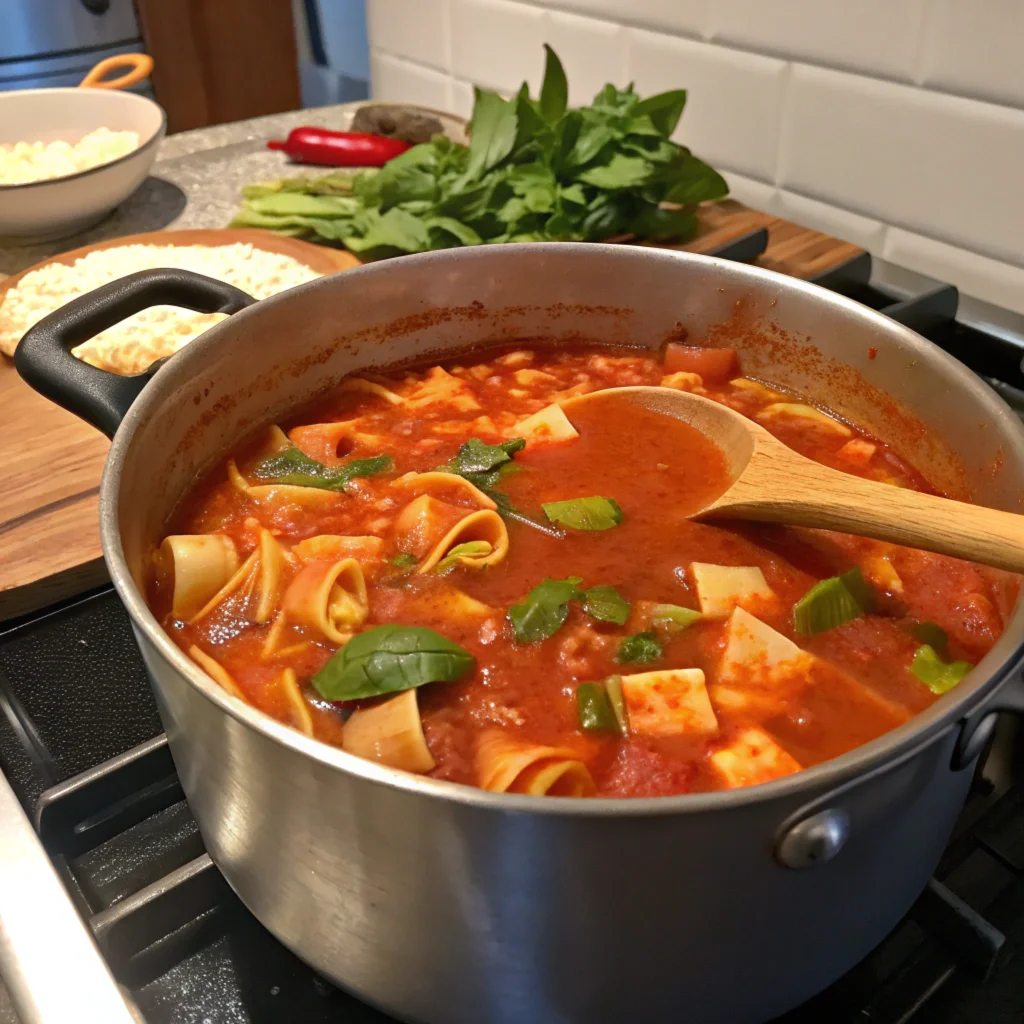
710, 0, 927, 82
628, 29, 788, 181
370, 50, 451, 110
883, 228, 1024, 318
920, 0, 1024, 109
780, 64, 1024, 269
368, 0, 1024, 307
367, 0, 450, 71
450, 0, 546, 92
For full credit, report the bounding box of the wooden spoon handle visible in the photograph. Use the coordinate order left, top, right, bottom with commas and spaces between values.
707, 457, 1024, 573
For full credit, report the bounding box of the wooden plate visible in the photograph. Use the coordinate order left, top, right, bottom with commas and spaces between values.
0, 227, 360, 621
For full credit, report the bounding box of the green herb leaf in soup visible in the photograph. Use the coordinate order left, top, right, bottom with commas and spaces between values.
312, 624, 475, 701
435, 540, 494, 574
617, 631, 663, 664
543, 496, 623, 531
910, 645, 972, 695
576, 682, 619, 733
582, 585, 631, 625
447, 437, 525, 486
251, 447, 392, 492
391, 553, 418, 569
509, 577, 583, 643
650, 604, 702, 632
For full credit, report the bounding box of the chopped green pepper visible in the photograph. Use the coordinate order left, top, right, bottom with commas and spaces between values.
793, 570, 869, 635
911, 644, 972, 694
604, 675, 630, 735
650, 603, 702, 632
577, 682, 619, 733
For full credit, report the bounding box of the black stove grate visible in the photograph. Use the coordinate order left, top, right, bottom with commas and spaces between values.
2, 242, 1024, 1022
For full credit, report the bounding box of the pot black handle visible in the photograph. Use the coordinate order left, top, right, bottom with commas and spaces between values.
951, 673, 1024, 771
14, 269, 257, 439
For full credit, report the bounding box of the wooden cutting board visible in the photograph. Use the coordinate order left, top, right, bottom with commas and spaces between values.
0, 213, 860, 621
0, 228, 359, 620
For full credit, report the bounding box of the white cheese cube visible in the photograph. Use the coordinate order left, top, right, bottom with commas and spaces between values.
690, 563, 774, 618
514, 404, 579, 446
620, 668, 718, 737
710, 727, 802, 789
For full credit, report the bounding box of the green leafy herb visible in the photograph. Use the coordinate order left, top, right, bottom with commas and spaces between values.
434, 540, 493, 573
312, 624, 474, 701
508, 577, 583, 644
617, 631, 663, 664
539, 44, 569, 124
911, 621, 948, 653
251, 447, 392, 492
793, 568, 873, 635
390, 552, 418, 569
232, 46, 727, 255
582, 584, 631, 625
446, 437, 525, 488
650, 604, 702, 631
443, 436, 563, 538
543, 496, 623, 531
910, 644, 972, 695
576, 682, 619, 733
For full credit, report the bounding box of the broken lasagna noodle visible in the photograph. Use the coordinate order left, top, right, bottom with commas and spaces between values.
150, 344, 1014, 798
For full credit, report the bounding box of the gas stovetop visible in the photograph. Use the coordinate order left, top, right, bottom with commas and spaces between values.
2, 241, 1024, 1024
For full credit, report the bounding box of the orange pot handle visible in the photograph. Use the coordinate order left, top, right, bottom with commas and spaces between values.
79, 53, 154, 90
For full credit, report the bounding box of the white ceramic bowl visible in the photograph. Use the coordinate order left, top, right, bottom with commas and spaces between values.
0, 87, 166, 244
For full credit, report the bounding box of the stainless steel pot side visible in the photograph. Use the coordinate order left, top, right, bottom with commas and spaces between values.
15, 244, 1024, 1024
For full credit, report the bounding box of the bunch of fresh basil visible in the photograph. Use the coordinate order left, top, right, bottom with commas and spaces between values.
232, 46, 728, 256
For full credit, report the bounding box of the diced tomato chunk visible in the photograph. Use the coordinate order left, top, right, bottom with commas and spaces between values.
663, 344, 738, 383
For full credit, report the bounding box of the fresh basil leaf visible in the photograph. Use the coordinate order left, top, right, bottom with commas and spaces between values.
449, 437, 525, 477
629, 204, 697, 242
910, 645, 972, 695
659, 153, 729, 206
361, 145, 439, 210
617, 631, 663, 664
488, 489, 566, 538
543, 496, 623, 531
251, 447, 392, 492
465, 88, 518, 180
633, 89, 688, 137
539, 43, 569, 123
509, 577, 583, 643
577, 153, 653, 190
582, 585, 631, 625
312, 624, 475, 701
425, 216, 483, 248
341, 206, 431, 254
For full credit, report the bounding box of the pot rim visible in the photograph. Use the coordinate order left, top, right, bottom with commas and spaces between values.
100, 243, 1024, 817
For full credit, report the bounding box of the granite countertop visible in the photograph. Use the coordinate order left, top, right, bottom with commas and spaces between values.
0, 103, 393, 276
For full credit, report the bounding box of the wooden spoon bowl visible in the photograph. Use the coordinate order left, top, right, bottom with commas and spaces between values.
564, 386, 1024, 573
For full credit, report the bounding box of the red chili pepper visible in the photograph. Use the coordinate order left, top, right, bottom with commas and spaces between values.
267, 127, 412, 167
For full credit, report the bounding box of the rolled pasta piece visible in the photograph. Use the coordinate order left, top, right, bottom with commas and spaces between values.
277, 668, 314, 736
292, 534, 384, 564
392, 471, 497, 511
339, 376, 404, 405
289, 421, 354, 463
188, 645, 244, 700
190, 547, 260, 622
417, 509, 509, 574
392, 494, 468, 558
342, 690, 435, 773
476, 731, 596, 797
161, 534, 239, 620
255, 528, 288, 624
282, 557, 368, 644
228, 458, 339, 506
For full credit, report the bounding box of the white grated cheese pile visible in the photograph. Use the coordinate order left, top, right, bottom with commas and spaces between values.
0, 243, 321, 374
0, 128, 140, 186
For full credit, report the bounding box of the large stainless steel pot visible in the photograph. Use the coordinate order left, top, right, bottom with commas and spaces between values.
15, 244, 1024, 1024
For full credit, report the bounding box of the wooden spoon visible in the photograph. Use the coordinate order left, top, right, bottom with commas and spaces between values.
563, 386, 1024, 573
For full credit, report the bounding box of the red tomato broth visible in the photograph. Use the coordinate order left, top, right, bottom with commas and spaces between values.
152, 343, 1015, 798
